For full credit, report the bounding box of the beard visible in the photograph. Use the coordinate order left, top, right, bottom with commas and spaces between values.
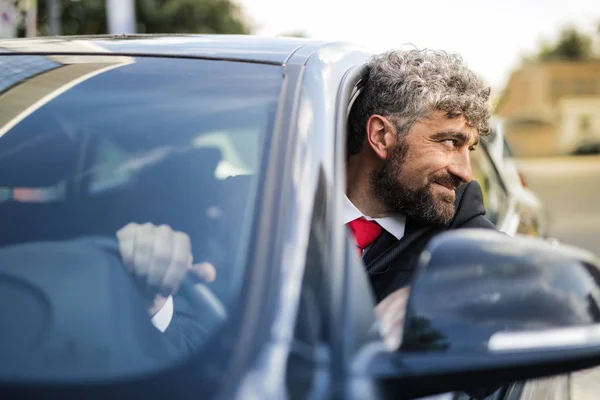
369, 142, 462, 226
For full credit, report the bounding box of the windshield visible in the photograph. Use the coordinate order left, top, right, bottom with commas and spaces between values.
0, 54, 282, 381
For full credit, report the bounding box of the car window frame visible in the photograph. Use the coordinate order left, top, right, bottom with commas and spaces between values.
329, 63, 384, 379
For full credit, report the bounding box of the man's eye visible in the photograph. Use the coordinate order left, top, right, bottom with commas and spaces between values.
442, 139, 457, 147
469, 146, 477, 152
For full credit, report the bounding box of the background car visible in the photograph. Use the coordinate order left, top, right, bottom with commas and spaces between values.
472, 117, 548, 238
569, 138, 600, 155
0, 35, 598, 400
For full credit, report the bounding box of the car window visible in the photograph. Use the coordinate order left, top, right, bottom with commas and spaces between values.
471, 147, 510, 227
0, 54, 282, 381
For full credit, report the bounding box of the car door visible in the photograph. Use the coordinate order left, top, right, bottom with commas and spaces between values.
274, 46, 374, 400
324, 63, 391, 400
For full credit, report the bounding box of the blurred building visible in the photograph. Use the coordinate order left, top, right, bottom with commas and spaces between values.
496, 60, 600, 157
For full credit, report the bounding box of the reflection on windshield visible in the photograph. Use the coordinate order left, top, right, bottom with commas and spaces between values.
0, 54, 282, 381
0, 53, 61, 94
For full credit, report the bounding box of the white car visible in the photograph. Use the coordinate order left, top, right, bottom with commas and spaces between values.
472, 117, 548, 237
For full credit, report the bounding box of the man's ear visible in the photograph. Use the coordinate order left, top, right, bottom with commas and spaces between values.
366, 115, 397, 160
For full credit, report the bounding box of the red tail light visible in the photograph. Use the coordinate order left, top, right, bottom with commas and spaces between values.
518, 172, 527, 187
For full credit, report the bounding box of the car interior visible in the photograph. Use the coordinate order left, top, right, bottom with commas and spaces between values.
0, 91, 270, 381
0, 109, 261, 291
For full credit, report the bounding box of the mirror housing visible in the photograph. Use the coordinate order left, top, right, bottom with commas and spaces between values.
403, 229, 600, 353
363, 229, 600, 399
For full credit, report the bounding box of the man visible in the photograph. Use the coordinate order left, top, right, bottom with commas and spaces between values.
123, 48, 497, 352
345, 48, 497, 350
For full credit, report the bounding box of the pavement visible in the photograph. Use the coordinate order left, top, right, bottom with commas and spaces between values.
516, 155, 600, 400
516, 155, 600, 256
570, 367, 600, 400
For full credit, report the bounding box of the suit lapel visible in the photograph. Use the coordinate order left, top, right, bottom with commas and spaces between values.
366, 218, 441, 275
362, 230, 396, 266
364, 219, 418, 273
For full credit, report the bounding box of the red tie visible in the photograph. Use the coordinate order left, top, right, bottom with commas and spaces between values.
347, 217, 383, 257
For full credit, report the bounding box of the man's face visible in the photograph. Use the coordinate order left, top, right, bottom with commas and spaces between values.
370, 110, 479, 225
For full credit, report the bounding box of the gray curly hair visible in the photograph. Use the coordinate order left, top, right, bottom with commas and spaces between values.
347, 48, 492, 157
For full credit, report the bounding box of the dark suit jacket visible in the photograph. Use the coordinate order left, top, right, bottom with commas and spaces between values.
364, 180, 497, 302
161, 296, 208, 356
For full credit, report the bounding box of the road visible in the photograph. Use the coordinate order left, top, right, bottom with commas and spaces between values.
516, 155, 600, 256
516, 154, 600, 400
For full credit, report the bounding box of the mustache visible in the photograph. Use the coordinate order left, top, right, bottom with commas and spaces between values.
431, 173, 463, 190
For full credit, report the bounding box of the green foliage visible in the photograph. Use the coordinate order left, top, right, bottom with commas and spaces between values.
34, 0, 251, 36
527, 25, 594, 63
135, 0, 249, 34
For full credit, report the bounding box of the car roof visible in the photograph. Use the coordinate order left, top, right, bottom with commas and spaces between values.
0, 34, 336, 65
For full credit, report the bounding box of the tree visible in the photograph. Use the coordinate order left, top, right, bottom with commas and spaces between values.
33, 0, 251, 37
526, 25, 594, 62
277, 30, 309, 38
135, 0, 250, 34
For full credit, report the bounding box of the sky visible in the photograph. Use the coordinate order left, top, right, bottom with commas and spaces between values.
240, 0, 600, 93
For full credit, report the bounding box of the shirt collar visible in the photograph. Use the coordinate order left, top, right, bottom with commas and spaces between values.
343, 195, 406, 240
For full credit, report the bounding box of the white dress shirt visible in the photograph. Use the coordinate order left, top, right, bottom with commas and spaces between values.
151, 295, 174, 332
343, 195, 407, 251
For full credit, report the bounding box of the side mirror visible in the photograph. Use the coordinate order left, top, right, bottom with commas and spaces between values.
368, 229, 600, 399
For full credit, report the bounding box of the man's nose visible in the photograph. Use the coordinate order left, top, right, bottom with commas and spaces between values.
448, 150, 473, 184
